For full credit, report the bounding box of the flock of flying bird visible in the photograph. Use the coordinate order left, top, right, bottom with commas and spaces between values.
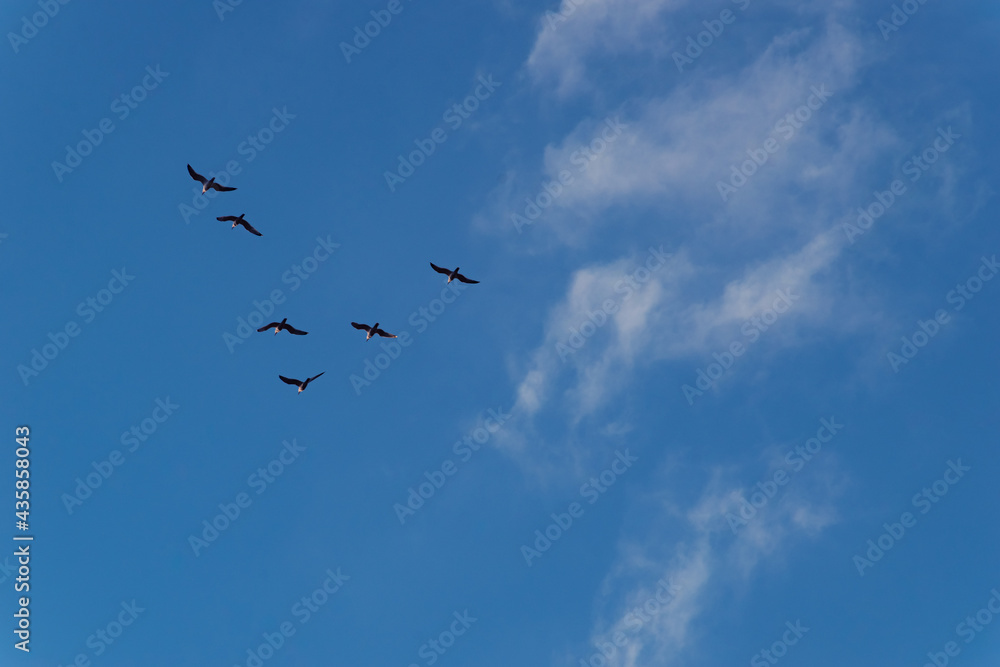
187, 163, 480, 394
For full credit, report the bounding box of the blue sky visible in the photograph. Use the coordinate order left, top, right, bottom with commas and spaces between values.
2, 0, 999, 665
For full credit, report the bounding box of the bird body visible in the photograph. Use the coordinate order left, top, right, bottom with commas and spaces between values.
279, 372, 324, 393
430, 262, 479, 284
217, 214, 262, 236
257, 318, 308, 336
351, 322, 396, 340
188, 164, 237, 193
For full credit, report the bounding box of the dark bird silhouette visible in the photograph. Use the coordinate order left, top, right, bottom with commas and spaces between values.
351, 322, 396, 340
187, 164, 236, 193
217, 214, 262, 236
257, 318, 308, 336
279, 372, 325, 393
430, 262, 479, 284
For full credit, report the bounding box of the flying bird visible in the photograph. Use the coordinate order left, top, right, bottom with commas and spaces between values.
187, 164, 236, 193
351, 322, 397, 340
279, 372, 325, 393
217, 214, 262, 236
429, 263, 479, 284
257, 318, 308, 336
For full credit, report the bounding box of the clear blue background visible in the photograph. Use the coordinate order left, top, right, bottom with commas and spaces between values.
1, 0, 998, 665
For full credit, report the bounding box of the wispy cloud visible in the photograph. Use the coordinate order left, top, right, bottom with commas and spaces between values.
526, 0, 688, 97
500, 229, 843, 466
579, 456, 842, 666
503, 20, 889, 242
487, 4, 914, 473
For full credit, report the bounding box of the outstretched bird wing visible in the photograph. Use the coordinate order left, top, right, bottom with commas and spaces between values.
208, 182, 237, 192
455, 273, 479, 284
238, 220, 262, 236
258, 322, 281, 332
307, 372, 325, 383
278, 375, 302, 386
285, 324, 308, 335
429, 262, 452, 275
351, 322, 372, 332
217, 215, 239, 222
375, 328, 397, 338
187, 164, 207, 184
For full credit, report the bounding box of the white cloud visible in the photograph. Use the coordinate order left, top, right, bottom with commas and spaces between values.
477, 4, 908, 252
500, 228, 842, 462
484, 0, 989, 665
527, 0, 688, 97
488, 9, 909, 472
576, 458, 842, 667
532, 21, 882, 230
